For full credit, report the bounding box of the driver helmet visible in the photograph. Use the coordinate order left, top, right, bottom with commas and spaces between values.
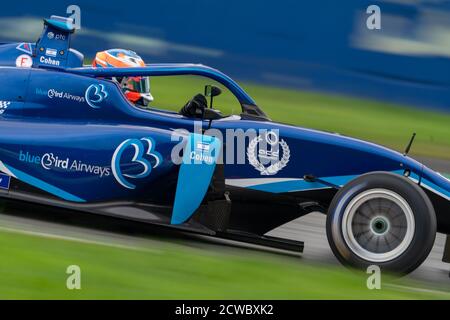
92, 49, 153, 106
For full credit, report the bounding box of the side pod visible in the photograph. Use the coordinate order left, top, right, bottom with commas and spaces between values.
171, 133, 221, 225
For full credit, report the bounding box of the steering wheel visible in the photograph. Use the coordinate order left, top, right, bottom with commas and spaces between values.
179, 94, 208, 118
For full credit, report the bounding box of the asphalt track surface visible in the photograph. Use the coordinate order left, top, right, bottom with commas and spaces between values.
0, 156, 449, 294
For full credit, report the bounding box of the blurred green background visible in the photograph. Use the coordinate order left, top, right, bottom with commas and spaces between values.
1, 1, 450, 301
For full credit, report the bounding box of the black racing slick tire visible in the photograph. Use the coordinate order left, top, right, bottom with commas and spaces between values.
326, 172, 436, 275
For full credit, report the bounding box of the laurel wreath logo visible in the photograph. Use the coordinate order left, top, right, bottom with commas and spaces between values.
247, 135, 290, 175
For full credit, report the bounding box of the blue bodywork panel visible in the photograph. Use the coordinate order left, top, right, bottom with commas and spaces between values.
171, 133, 221, 224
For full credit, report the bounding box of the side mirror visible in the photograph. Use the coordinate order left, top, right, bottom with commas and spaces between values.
204, 85, 222, 109
205, 85, 222, 98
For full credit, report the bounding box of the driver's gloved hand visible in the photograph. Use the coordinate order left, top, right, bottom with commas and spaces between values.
180, 94, 207, 118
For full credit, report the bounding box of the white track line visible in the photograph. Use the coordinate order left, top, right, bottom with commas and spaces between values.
385, 283, 450, 297
0, 226, 160, 254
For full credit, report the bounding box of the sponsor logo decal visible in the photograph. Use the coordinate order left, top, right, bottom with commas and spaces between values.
85, 84, 108, 108
16, 54, 33, 68
39, 56, 60, 66
55, 34, 66, 41
0, 101, 11, 115
45, 48, 58, 57
36, 88, 85, 103
47, 32, 66, 41
0, 173, 11, 190
18, 150, 40, 164
247, 131, 290, 176
112, 137, 162, 189
18, 150, 110, 178
16, 43, 33, 55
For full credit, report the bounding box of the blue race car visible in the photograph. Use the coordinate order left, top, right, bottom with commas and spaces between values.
0, 16, 449, 274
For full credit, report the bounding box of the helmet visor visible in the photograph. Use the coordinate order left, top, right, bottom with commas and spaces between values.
126, 76, 150, 94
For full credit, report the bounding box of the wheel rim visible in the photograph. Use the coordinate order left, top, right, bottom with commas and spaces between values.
341, 188, 415, 263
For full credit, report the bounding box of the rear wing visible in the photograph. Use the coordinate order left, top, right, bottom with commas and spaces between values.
35, 16, 76, 69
